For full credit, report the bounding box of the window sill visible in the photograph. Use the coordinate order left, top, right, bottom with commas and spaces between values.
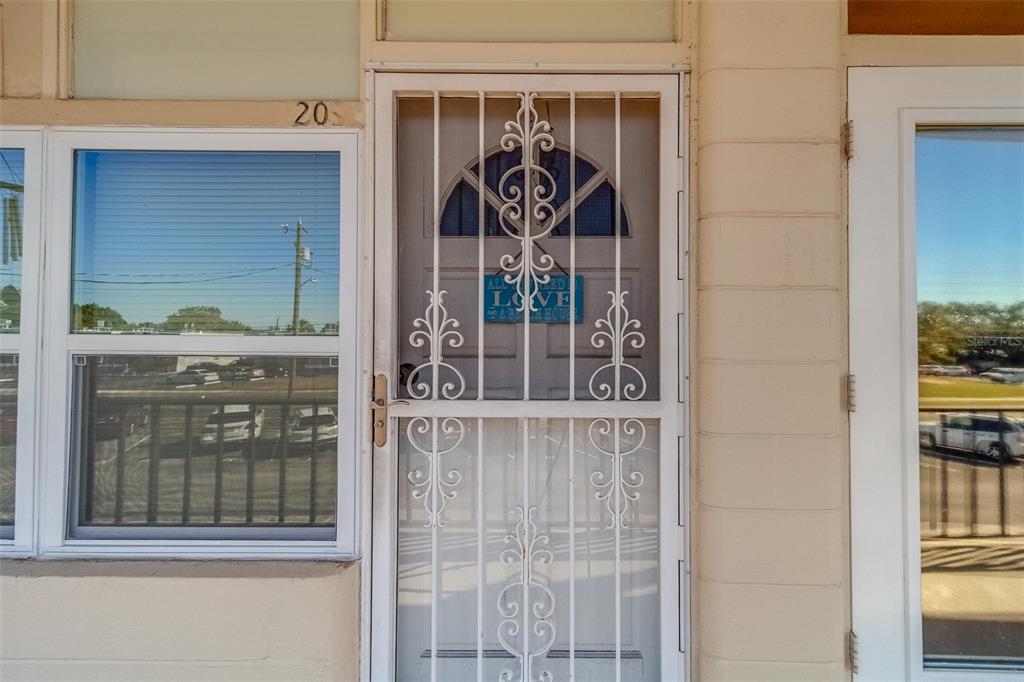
0, 546, 37, 560
32, 541, 359, 561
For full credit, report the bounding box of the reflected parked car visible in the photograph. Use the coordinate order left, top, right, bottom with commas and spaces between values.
288, 407, 338, 444
260, 364, 289, 378
94, 403, 149, 440
200, 405, 265, 446
920, 413, 1024, 461
167, 369, 220, 385
918, 365, 943, 376
220, 362, 267, 381
978, 367, 1024, 384
936, 365, 972, 377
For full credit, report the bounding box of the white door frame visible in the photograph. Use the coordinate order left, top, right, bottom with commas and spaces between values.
365, 71, 689, 682
849, 66, 1024, 681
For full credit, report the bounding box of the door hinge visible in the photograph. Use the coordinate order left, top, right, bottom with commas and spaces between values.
676, 157, 686, 193
845, 373, 856, 412
842, 120, 853, 161
847, 629, 859, 674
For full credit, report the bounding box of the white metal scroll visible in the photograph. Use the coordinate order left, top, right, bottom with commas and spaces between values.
395, 85, 670, 682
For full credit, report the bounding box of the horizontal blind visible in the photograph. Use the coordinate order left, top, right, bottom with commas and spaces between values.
72, 151, 341, 335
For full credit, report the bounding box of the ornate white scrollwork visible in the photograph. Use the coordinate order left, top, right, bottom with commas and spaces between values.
588, 418, 647, 529
408, 289, 466, 400
497, 92, 559, 313
497, 505, 555, 682
406, 417, 465, 528
588, 290, 648, 400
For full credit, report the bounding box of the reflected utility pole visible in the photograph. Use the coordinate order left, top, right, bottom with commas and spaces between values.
282, 219, 310, 399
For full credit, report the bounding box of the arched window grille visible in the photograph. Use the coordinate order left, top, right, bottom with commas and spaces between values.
439, 144, 629, 237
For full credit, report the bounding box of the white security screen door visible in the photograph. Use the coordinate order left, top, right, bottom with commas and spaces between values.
370, 73, 686, 682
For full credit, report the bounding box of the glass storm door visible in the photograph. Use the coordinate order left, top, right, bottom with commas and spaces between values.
371, 73, 686, 682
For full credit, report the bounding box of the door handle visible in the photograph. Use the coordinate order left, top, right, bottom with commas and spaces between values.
371, 374, 408, 447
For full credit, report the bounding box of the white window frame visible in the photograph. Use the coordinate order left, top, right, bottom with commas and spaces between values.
850, 66, 1024, 680
37, 127, 363, 559
0, 127, 44, 557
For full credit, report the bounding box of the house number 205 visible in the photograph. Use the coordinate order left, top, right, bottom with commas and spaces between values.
294, 101, 331, 126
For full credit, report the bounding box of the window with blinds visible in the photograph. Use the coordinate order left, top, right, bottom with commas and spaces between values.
71, 151, 341, 335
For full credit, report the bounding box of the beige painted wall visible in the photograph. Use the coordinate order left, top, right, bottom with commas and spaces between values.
0, 562, 360, 681
383, 0, 675, 42
74, 0, 360, 100
694, 1, 847, 678
0, 1, 1021, 681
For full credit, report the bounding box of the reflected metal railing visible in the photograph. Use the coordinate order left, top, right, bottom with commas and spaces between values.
919, 408, 1024, 539
80, 397, 335, 528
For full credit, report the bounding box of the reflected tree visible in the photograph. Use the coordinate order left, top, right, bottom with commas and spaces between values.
919, 301, 1024, 366
0, 285, 19, 329
162, 306, 251, 334
73, 302, 128, 331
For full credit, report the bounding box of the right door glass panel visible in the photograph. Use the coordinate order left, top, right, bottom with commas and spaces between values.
916, 128, 1024, 668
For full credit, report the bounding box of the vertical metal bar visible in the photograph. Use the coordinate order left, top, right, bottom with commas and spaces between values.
277, 402, 289, 523
246, 404, 257, 524
476, 92, 487, 682
214, 406, 225, 524
523, 93, 533, 401
999, 459, 1008, 537
568, 417, 576, 680
114, 408, 127, 525
182, 404, 193, 523
147, 404, 162, 524
309, 402, 319, 524
614, 93, 622, 402
928, 450, 937, 532
969, 461, 978, 536
940, 454, 949, 537
999, 410, 1008, 536
569, 92, 576, 401
521, 417, 530, 681
613, 417, 622, 682
432, 91, 441, 401
81, 364, 97, 524
478, 91, 486, 402
476, 416, 485, 682
430, 416, 439, 682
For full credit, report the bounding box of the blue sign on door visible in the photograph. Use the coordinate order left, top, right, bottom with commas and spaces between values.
484, 275, 583, 323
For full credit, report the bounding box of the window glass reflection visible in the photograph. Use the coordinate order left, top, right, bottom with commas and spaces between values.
0, 354, 16, 538
71, 151, 340, 335
395, 417, 660, 680
916, 128, 1024, 668
0, 148, 25, 334
71, 355, 338, 538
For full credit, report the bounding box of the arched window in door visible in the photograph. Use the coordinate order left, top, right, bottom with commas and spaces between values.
439, 144, 629, 237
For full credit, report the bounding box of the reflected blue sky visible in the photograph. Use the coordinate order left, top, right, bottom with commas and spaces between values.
917, 129, 1024, 306
0, 148, 25, 330
72, 151, 340, 332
